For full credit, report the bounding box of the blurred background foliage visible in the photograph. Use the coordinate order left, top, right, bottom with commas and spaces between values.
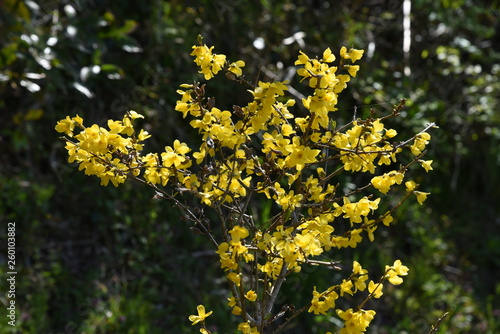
1, 0, 499, 333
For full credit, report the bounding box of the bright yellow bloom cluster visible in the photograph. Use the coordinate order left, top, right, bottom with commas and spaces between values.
294, 47, 362, 130
331, 119, 401, 173
309, 286, 339, 315
190, 44, 227, 80
55, 111, 150, 186
56, 38, 434, 333
337, 308, 376, 334
216, 226, 254, 271
310, 258, 407, 333
190, 38, 245, 80
385, 259, 410, 285
411, 132, 431, 156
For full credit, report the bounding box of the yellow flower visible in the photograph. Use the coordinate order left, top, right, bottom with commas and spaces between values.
227, 296, 237, 307
352, 261, 368, 292
294, 50, 311, 66
411, 132, 431, 155
415, 191, 430, 205
127, 110, 144, 119
371, 175, 391, 194
245, 290, 257, 302
238, 322, 251, 333
281, 123, 295, 136
321, 47, 336, 63
392, 259, 409, 276
275, 189, 303, 211
346, 65, 360, 77
382, 214, 394, 226
229, 226, 249, 242
372, 171, 404, 194
339, 279, 354, 296
55, 116, 73, 134
405, 180, 417, 191
216, 242, 238, 270
137, 129, 151, 141
190, 44, 227, 80
228, 60, 245, 76
307, 286, 339, 315
227, 272, 241, 286
368, 280, 383, 298
108, 119, 125, 134
308, 288, 325, 314
385, 128, 398, 138
284, 137, 320, 171
385, 259, 409, 285
55, 115, 83, 136
337, 308, 376, 333
421, 160, 433, 172
161, 140, 191, 168
188, 305, 213, 325
385, 271, 403, 285
340, 46, 365, 63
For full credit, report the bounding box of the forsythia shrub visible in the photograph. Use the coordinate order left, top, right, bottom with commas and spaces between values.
56, 36, 436, 333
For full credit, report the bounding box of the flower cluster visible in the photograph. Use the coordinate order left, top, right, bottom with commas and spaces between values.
56, 37, 435, 334
55, 111, 150, 186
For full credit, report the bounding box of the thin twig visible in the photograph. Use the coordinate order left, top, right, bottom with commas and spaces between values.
428, 312, 449, 334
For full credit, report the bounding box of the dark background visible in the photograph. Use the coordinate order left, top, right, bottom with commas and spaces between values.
1, 0, 499, 333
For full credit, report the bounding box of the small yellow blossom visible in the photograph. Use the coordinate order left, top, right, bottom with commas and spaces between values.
284, 137, 321, 171
237, 322, 259, 334
55, 42, 433, 334
385, 259, 409, 285
228, 60, 245, 76
281, 123, 295, 136
346, 65, 360, 77
392, 259, 409, 276
352, 261, 368, 292
55, 116, 74, 135
371, 171, 404, 194
339, 279, 354, 296
368, 280, 384, 298
382, 214, 394, 226
340, 46, 365, 63
127, 110, 144, 119
245, 290, 257, 302
421, 160, 433, 172
227, 272, 241, 286
321, 47, 336, 63
415, 191, 430, 205
411, 132, 431, 155
55, 115, 83, 136
308, 287, 339, 315
188, 305, 213, 325
405, 180, 417, 191
229, 226, 249, 242
191, 44, 227, 80
337, 308, 376, 333
385, 128, 398, 138
228, 296, 237, 307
